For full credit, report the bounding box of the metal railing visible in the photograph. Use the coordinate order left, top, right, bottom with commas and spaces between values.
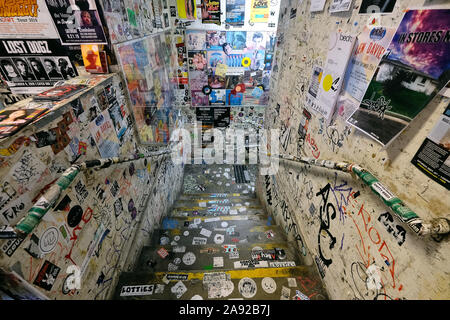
1, 143, 177, 239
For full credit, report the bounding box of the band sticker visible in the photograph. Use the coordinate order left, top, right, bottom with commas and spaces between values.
182, 252, 197, 265
238, 277, 257, 298
269, 261, 296, 267
157, 247, 169, 259
261, 277, 277, 294
120, 285, 154, 296
371, 182, 396, 202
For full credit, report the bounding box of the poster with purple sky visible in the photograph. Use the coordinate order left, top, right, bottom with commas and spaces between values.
347, 9, 450, 147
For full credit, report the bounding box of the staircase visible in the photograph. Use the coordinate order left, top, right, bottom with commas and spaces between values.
113, 164, 328, 300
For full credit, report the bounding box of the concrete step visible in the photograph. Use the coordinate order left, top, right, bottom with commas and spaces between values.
161, 214, 273, 230
113, 267, 328, 300
178, 193, 257, 200
169, 205, 265, 218
150, 224, 287, 247
135, 241, 302, 272
173, 198, 261, 208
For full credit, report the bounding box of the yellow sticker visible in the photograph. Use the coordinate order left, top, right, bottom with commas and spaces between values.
322, 74, 333, 92
242, 57, 251, 67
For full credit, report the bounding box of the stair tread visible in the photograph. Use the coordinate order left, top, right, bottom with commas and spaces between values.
113, 267, 327, 300
136, 241, 302, 272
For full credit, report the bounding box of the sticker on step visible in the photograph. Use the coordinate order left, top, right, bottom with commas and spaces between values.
280, 286, 290, 300
238, 277, 257, 299
173, 246, 186, 253
269, 261, 296, 267
199, 202, 207, 207
371, 182, 396, 202
265, 230, 275, 239
200, 228, 212, 237
171, 281, 187, 299
287, 278, 297, 287
204, 217, 221, 223
213, 256, 224, 268
214, 234, 225, 244
120, 284, 154, 296
165, 273, 189, 281
234, 259, 269, 269
182, 252, 196, 265
261, 277, 277, 294
293, 290, 310, 300
157, 247, 169, 259
192, 237, 207, 245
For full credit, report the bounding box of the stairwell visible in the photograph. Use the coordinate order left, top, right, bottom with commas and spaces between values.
113, 164, 328, 300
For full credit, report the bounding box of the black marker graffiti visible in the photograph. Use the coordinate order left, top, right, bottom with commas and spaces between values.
316, 183, 336, 267
378, 212, 406, 246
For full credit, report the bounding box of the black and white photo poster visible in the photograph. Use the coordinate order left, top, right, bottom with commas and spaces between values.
0, 39, 78, 94
45, 0, 107, 45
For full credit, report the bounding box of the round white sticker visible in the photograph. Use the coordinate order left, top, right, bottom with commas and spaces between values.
238, 277, 257, 298
183, 231, 190, 236
261, 277, 277, 294
221, 222, 228, 228
214, 234, 225, 244
39, 227, 59, 254
173, 258, 181, 265
182, 252, 196, 265
174, 236, 180, 241
191, 295, 203, 300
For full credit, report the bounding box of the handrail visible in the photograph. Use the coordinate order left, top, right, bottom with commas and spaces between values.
4, 142, 178, 239
268, 152, 450, 238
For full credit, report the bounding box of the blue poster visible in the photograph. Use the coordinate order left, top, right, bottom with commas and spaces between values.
226, 0, 245, 26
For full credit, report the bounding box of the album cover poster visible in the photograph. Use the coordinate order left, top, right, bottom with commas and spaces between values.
201, 0, 221, 25
33, 84, 87, 101
329, 0, 353, 13
0, 108, 48, 138
250, 0, 269, 23
191, 90, 209, 106
411, 103, 450, 190
188, 51, 207, 71
246, 32, 267, 50
347, 9, 450, 147
358, 0, 397, 14
44, 0, 107, 45
225, 0, 245, 26
206, 31, 226, 50
189, 70, 208, 91
0, 39, 78, 94
186, 31, 206, 51
226, 31, 247, 50
209, 89, 226, 105
207, 51, 226, 69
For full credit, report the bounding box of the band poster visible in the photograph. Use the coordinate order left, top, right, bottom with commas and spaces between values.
44, 0, 107, 45
201, 0, 221, 25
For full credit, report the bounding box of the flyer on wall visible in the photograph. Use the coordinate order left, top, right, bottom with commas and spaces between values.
225, 0, 245, 26
411, 103, 450, 190
343, 25, 396, 102
0, 0, 59, 39
250, 0, 269, 23
347, 9, 450, 147
44, 0, 108, 45
176, 0, 197, 20
201, 0, 221, 25
313, 32, 356, 124
0, 38, 78, 94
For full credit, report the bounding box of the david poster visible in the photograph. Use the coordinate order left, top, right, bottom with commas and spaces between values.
347, 9, 450, 147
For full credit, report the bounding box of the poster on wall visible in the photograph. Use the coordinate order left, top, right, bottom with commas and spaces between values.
44, 0, 108, 45
329, 0, 353, 13
411, 103, 450, 190
358, 0, 397, 14
225, 0, 245, 26
313, 32, 356, 123
186, 30, 273, 107
250, 0, 269, 23
310, 0, 327, 13
201, 0, 221, 25
0, 39, 78, 94
343, 26, 396, 102
0, 0, 59, 39
347, 9, 450, 147
176, 0, 197, 20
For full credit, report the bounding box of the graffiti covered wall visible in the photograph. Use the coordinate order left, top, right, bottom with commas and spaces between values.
256, 0, 450, 300
0, 73, 184, 299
